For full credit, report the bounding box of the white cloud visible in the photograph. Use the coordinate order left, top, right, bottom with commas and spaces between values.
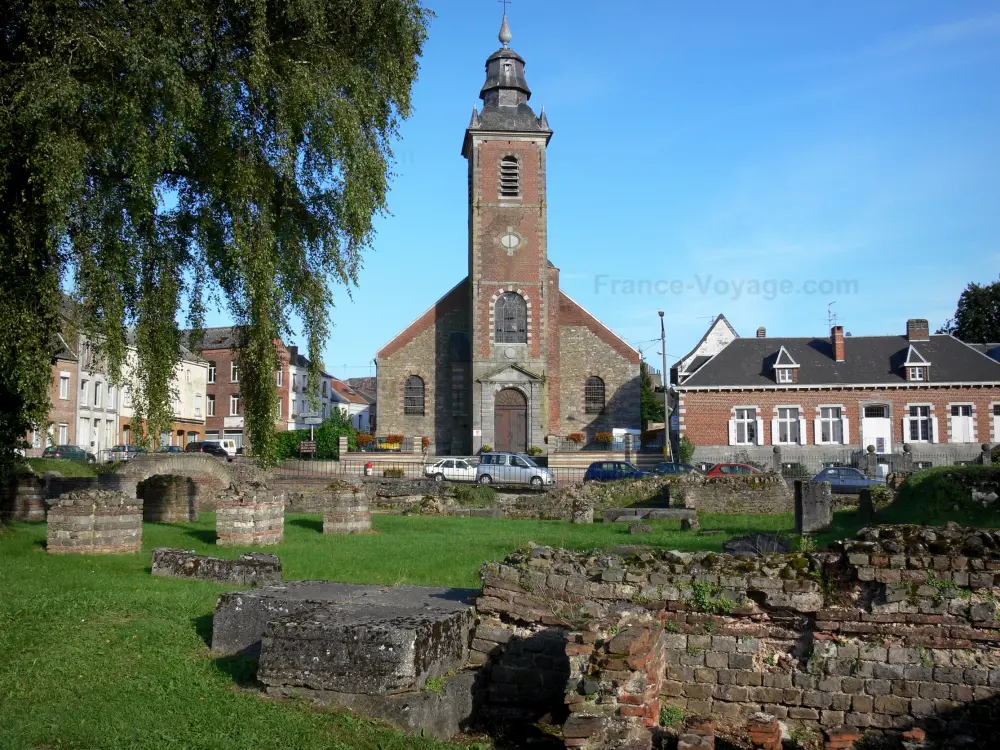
871, 13, 1000, 56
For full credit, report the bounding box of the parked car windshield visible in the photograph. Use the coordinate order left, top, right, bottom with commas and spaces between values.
516, 454, 538, 468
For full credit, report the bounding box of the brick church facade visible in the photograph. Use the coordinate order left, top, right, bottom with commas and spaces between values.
376, 16, 640, 456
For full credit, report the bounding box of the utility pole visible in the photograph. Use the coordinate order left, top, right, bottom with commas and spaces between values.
659, 311, 672, 461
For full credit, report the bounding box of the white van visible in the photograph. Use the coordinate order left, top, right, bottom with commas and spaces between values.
208, 439, 238, 458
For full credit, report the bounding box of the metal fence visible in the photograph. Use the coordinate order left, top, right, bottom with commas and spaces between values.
354, 437, 416, 454
690, 448, 983, 478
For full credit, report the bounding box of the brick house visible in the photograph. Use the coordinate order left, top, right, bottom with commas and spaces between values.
676, 318, 1000, 469
28, 332, 80, 451
190, 327, 291, 449
375, 16, 641, 455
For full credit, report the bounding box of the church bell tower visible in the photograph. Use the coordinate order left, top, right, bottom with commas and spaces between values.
463, 14, 555, 454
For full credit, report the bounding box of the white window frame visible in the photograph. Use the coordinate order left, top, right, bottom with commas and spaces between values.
230, 394, 240, 416
773, 405, 803, 445
776, 368, 793, 384
906, 404, 934, 443
107, 386, 115, 410
816, 405, 845, 445
206, 395, 215, 417
81, 379, 89, 405
947, 402, 975, 444
908, 366, 925, 381
93, 381, 102, 408
59, 373, 70, 400
231, 362, 239, 383
276, 369, 283, 387
58, 423, 69, 444
277, 398, 283, 418
732, 406, 759, 446
207, 363, 216, 384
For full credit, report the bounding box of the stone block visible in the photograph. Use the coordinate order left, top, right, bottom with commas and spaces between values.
151, 548, 282, 586
795, 480, 833, 534
46, 490, 142, 555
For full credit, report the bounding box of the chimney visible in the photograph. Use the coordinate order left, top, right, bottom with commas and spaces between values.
832, 326, 845, 362
756, 327, 767, 338
906, 318, 930, 341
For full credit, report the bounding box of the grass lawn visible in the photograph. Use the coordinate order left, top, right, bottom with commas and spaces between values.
0, 511, 810, 750
24, 458, 98, 477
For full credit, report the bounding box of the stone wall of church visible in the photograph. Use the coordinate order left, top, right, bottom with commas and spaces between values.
376, 288, 471, 454
558, 324, 641, 438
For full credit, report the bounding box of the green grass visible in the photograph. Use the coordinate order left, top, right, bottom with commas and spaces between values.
24, 458, 97, 477
0, 512, 802, 749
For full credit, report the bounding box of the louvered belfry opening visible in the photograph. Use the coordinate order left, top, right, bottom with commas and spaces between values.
499, 155, 520, 197
495, 292, 527, 343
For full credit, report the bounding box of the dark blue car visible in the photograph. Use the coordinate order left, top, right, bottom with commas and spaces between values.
812, 467, 884, 494
583, 461, 652, 482
651, 462, 700, 476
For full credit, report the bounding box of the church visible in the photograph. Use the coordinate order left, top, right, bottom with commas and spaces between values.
376, 15, 640, 456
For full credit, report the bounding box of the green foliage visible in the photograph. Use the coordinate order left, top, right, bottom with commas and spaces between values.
383, 468, 405, 478
796, 535, 816, 553
452, 485, 496, 508
892, 465, 1000, 523
423, 671, 455, 697
937, 277, 1000, 342
274, 411, 358, 461
679, 434, 696, 464
0, 0, 430, 472
688, 582, 736, 615
640, 361, 665, 428
659, 704, 685, 727
527, 446, 544, 456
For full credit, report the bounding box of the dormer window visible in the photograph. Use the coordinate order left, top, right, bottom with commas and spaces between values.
772, 346, 799, 385
904, 345, 930, 382
500, 156, 520, 198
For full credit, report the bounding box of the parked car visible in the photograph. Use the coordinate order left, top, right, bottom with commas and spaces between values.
42, 445, 97, 464
812, 466, 885, 494
155, 446, 184, 454
207, 439, 238, 458
476, 452, 555, 489
107, 444, 148, 462
705, 463, 763, 477
583, 461, 653, 482
184, 441, 232, 461
425, 458, 477, 483
651, 462, 700, 476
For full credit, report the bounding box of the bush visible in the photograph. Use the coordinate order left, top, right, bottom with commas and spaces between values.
274, 410, 358, 461
453, 484, 496, 508
527, 446, 544, 456
679, 434, 696, 464
891, 465, 1000, 522
481, 444, 493, 453
383, 468, 405, 478
595, 432, 614, 444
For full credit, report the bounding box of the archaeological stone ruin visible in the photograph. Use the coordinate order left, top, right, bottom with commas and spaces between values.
151, 548, 283, 586
46, 490, 142, 554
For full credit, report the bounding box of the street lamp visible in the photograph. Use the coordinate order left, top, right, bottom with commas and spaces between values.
659, 311, 671, 461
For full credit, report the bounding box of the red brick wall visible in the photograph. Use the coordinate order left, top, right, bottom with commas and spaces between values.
48, 358, 78, 444
679, 387, 999, 446
203, 342, 290, 439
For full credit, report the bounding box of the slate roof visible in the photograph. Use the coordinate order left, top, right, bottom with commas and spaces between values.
125, 328, 206, 363
970, 343, 1000, 363
473, 103, 551, 134
679, 335, 1000, 388
346, 377, 377, 404
774, 346, 798, 367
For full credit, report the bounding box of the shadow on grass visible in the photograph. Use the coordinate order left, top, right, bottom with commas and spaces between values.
185, 528, 217, 545
213, 653, 262, 688
288, 517, 323, 534
192, 614, 214, 647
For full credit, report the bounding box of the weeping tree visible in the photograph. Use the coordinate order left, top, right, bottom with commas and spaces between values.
0, 0, 429, 468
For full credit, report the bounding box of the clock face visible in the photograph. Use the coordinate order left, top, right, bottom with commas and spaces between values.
499, 228, 522, 256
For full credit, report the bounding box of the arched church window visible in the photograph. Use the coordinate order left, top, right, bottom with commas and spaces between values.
404, 376, 425, 416
500, 155, 520, 198
585, 376, 605, 414
495, 293, 527, 344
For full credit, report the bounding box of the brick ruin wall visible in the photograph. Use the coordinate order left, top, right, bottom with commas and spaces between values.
216, 490, 285, 546
139, 474, 199, 523
471, 524, 1000, 747
665, 474, 794, 515
1, 471, 47, 521
323, 489, 372, 534
46, 490, 142, 554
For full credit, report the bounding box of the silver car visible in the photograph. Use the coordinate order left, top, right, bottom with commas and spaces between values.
476, 452, 555, 489
425, 458, 477, 483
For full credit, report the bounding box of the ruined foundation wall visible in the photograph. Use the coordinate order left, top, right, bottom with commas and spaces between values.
216, 490, 284, 546
474, 525, 1000, 742
47, 490, 142, 554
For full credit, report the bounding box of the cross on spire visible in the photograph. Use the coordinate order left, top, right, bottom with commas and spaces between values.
498, 1, 513, 47
499, 0, 511, 12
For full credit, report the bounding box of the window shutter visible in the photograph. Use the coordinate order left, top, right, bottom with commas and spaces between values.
728, 420, 737, 446
842, 417, 850, 445
798, 417, 807, 445
930, 416, 939, 444
902, 417, 909, 443
770, 418, 779, 444
813, 418, 822, 444
755, 418, 764, 446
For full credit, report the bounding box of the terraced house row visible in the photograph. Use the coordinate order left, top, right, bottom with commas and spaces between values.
674, 317, 1000, 468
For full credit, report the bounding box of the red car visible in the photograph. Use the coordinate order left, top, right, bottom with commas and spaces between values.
705, 463, 763, 477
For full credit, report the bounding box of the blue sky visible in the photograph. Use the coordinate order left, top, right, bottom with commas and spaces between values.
204, 0, 1000, 378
